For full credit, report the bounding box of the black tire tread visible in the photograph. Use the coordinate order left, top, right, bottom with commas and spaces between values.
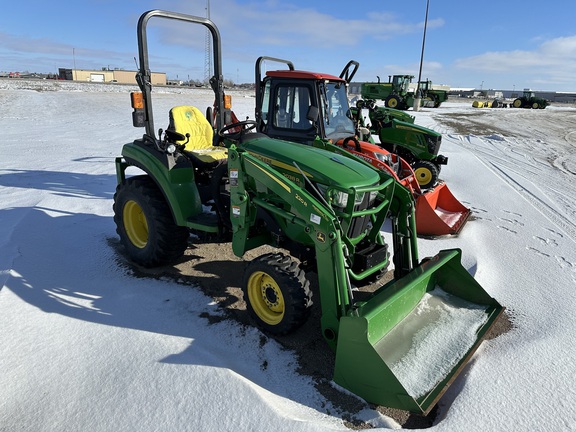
113, 175, 189, 267
412, 160, 439, 189
243, 252, 312, 335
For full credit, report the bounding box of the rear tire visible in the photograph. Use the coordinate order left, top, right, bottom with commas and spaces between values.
512, 98, 523, 108
243, 253, 312, 335
113, 175, 189, 267
412, 160, 439, 189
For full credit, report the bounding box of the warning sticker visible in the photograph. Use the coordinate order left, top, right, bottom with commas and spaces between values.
230, 169, 239, 186
310, 213, 321, 225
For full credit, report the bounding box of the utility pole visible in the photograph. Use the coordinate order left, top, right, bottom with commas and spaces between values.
72, 48, 77, 80
204, 0, 212, 84
413, 0, 430, 112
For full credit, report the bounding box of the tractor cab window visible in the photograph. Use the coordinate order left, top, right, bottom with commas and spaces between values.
272, 84, 314, 131
259, 81, 271, 130
393, 76, 411, 93
321, 82, 355, 140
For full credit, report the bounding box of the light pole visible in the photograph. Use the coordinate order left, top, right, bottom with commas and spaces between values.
72, 48, 77, 81
414, 0, 430, 111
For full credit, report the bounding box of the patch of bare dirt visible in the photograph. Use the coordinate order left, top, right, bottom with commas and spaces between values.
432, 111, 513, 137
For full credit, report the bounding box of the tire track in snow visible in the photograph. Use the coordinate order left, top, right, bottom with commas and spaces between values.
433, 104, 576, 275
445, 133, 576, 243
487, 161, 576, 243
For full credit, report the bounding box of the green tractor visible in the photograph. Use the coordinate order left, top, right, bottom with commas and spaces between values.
361, 75, 448, 110
352, 100, 446, 189
512, 89, 549, 109
417, 79, 449, 107
114, 10, 503, 415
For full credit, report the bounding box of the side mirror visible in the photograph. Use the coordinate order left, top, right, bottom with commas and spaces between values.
306, 105, 319, 122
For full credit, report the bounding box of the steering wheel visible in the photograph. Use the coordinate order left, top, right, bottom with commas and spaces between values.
218, 120, 258, 141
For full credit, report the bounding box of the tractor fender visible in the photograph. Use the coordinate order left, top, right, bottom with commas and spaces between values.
117, 141, 202, 226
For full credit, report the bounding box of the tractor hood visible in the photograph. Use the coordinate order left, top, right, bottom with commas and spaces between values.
391, 119, 441, 138
374, 106, 415, 124
241, 135, 380, 189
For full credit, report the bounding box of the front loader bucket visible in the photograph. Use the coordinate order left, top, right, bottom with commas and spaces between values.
415, 182, 471, 236
333, 249, 503, 414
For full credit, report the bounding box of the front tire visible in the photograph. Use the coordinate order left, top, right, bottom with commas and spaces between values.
113, 175, 189, 267
385, 95, 401, 109
412, 160, 439, 189
243, 253, 312, 335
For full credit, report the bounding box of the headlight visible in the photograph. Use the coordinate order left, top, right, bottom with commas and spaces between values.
335, 191, 350, 208
316, 183, 350, 208
166, 143, 177, 154
354, 192, 365, 205
373, 152, 391, 165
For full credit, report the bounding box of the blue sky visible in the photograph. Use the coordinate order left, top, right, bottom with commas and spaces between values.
2, 0, 575, 91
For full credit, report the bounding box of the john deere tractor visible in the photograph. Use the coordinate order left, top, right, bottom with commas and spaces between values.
113, 10, 503, 415
361, 75, 448, 110
512, 89, 549, 109
352, 100, 446, 189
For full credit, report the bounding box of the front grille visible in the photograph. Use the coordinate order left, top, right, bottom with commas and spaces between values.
347, 192, 372, 239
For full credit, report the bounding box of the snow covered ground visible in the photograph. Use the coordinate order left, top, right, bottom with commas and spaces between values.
1, 79, 576, 431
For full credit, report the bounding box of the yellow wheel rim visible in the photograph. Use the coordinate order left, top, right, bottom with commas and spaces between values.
389, 98, 398, 108
123, 200, 148, 249
414, 166, 433, 186
247, 271, 285, 325
513, 100, 522, 108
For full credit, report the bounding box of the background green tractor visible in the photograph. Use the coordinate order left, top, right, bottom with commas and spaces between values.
353, 100, 446, 189
361, 75, 413, 110
512, 89, 549, 109
360, 75, 448, 110
417, 79, 449, 107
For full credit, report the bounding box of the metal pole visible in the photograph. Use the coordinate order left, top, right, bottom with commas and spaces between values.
413, 0, 429, 111
204, 0, 212, 83
73, 48, 76, 81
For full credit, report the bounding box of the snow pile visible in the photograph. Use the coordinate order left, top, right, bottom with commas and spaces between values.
378, 288, 488, 398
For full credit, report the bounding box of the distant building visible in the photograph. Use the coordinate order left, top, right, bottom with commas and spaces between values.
58, 68, 166, 85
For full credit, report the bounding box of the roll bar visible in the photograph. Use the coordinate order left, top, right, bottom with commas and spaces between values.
136, 10, 225, 140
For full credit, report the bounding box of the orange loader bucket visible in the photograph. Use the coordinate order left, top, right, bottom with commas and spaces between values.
333, 138, 471, 236
415, 182, 471, 236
